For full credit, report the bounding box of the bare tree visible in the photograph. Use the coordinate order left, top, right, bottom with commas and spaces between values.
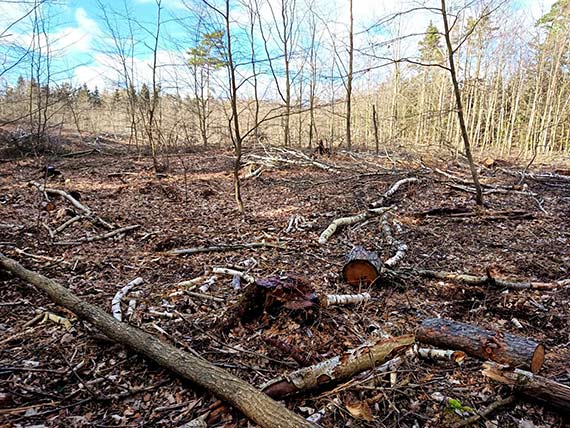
346, 0, 353, 150
440, 0, 483, 205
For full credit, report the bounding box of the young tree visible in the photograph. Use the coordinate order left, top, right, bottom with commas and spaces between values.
440, 0, 484, 205
345, 0, 353, 150
188, 30, 225, 147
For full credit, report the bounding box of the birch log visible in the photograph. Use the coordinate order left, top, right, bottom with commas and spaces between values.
342, 246, 382, 286
261, 335, 414, 398
370, 177, 418, 208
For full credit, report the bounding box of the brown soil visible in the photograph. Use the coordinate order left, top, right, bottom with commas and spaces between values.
1, 145, 569, 428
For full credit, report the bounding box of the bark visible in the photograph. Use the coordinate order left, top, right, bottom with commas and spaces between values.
29, 180, 91, 214
318, 206, 393, 244
0, 254, 317, 428
440, 0, 484, 206
261, 335, 414, 398
482, 362, 570, 411
417, 318, 545, 373
342, 246, 382, 286
370, 177, 418, 208
345, 0, 353, 150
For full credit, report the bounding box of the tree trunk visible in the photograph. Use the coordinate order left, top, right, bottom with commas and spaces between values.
0, 254, 316, 428
417, 318, 545, 373
345, 0, 353, 150
440, 0, 483, 206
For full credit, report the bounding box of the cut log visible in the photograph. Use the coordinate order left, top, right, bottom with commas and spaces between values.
261, 335, 414, 398
482, 362, 570, 411
416, 318, 545, 373
0, 254, 317, 428
342, 246, 382, 286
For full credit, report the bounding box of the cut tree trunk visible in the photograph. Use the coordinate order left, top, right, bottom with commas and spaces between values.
482, 362, 570, 411
0, 254, 317, 428
261, 335, 414, 398
342, 246, 382, 286
417, 318, 545, 373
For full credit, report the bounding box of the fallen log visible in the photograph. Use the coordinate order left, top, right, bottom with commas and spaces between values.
342, 246, 382, 286
482, 362, 570, 411
413, 269, 564, 290
261, 335, 414, 398
0, 254, 317, 428
380, 217, 407, 268
417, 318, 545, 373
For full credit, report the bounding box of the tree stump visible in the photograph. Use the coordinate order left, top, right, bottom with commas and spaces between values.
417, 318, 545, 373
342, 246, 382, 286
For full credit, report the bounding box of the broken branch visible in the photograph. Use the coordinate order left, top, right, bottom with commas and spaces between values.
370, 177, 418, 208
482, 362, 570, 411
318, 206, 394, 244
260, 335, 414, 398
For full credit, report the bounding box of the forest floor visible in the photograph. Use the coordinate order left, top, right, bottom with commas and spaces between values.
1, 138, 569, 428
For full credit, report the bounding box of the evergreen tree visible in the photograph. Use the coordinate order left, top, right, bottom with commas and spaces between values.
419, 21, 443, 63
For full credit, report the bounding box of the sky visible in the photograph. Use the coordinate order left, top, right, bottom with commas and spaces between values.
0, 0, 558, 95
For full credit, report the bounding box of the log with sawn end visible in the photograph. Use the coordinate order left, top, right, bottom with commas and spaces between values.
417, 318, 545, 373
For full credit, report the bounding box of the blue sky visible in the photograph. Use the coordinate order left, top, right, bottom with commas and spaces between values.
0, 0, 557, 94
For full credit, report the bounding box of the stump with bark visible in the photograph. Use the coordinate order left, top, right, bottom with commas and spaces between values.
342, 246, 382, 286
417, 318, 545, 373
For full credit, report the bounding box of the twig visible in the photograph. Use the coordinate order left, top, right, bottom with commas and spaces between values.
54, 224, 141, 245
167, 242, 284, 256
453, 396, 515, 428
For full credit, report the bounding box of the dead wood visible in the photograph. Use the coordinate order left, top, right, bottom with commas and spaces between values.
0, 254, 317, 428
29, 180, 91, 214
319, 206, 394, 244
216, 275, 317, 331
370, 177, 418, 208
262, 336, 316, 367
412, 269, 565, 290
416, 206, 534, 220
54, 224, 141, 245
417, 318, 545, 373
167, 242, 283, 256
322, 292, 371, 307
453, 395, 515, 428
60, 148, 99, 158
260, 335, 414, 398
380, 217, 408, 268
482, 362, 570, 411
342, 246, 382, 286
